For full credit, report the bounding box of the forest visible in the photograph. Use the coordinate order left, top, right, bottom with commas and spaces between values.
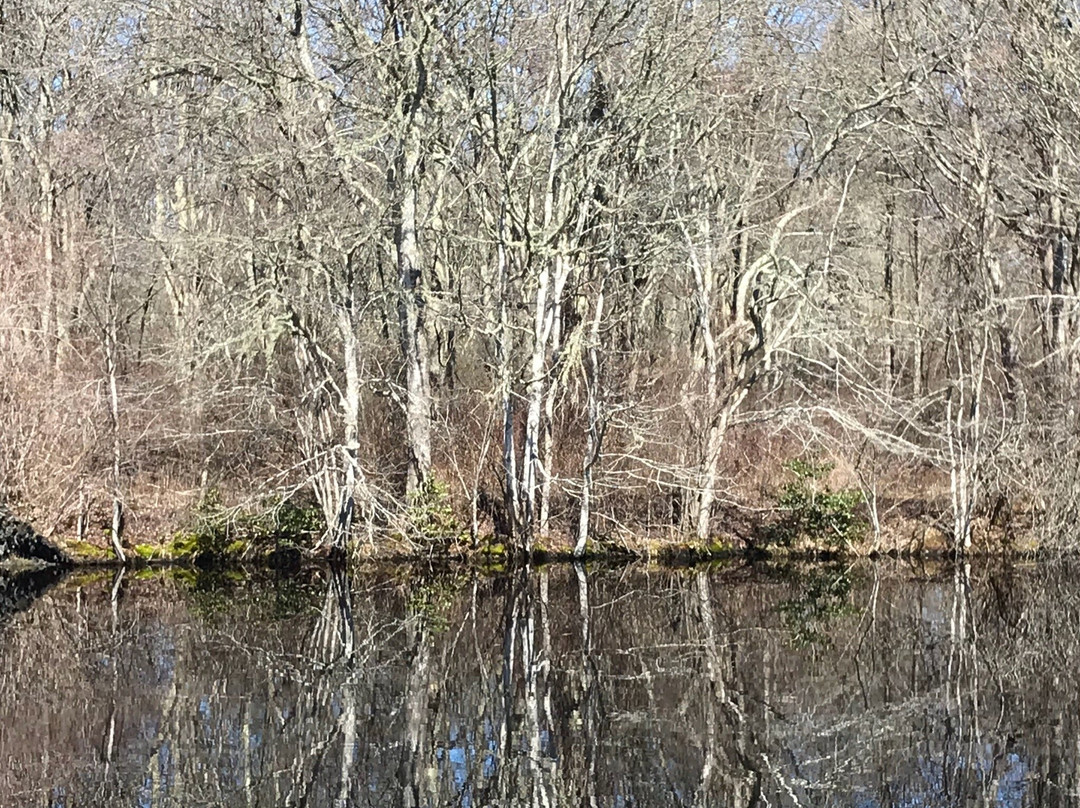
1, 0, 1079, 560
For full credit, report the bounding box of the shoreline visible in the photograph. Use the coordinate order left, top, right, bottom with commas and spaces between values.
3, 500, 1045, 571
40, 538, 1047, 571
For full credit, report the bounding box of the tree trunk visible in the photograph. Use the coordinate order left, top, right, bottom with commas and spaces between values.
1048, 152, 1069, 377
911, 214, 924, 397
521, 248, 551, 552
575, 285, 605, 557
884, 195, 898, 382
396, 93, 432, 499
689, 225, 720, 542
335, 306, 366, 550
106, 332, 126, 563
39, 157, 57, 372
539, 261, 564, 538
497, 207, 520, 538
0, 105, 12, 209
105, 259, 126, 564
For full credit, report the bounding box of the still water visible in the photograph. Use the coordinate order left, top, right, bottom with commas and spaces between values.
0, 561, 1074, 807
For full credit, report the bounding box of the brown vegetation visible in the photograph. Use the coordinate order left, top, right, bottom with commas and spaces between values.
2, 0, 1080, 559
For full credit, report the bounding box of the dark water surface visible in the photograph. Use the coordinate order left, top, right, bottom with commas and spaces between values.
0, 561, 1076, 807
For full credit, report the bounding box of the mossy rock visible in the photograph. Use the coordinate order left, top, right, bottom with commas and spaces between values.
575, 534, 635, 559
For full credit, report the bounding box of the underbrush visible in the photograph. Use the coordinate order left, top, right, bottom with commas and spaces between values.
390, 479, 468, 556
162, 489, 324, 562
763, 459, 866, 551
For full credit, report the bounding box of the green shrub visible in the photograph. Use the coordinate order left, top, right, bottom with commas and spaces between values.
401, 479, 465, 553
767, 459, 865, 549
175, 488, 232, 558
263, 497, 325, 543
172, 489, 324, 560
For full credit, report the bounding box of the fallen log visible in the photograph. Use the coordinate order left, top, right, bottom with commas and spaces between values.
0, 507, 72, 566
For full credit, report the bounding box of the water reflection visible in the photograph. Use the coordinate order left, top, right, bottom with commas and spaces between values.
0, 565, 66, 628
0, 560, 1077, 806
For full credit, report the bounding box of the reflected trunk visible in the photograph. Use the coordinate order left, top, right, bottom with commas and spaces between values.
3, 563, 1080, 806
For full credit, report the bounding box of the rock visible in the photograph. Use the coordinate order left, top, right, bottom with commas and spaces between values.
0, 507, 72, 566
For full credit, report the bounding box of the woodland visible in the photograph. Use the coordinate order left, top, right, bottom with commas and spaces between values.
1, 0, 1079, 560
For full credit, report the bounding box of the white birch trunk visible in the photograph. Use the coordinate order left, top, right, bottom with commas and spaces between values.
575, 286, 605, 557
688, 223, 721, 542
521, 260, 550, 550
539, 272, 563, 538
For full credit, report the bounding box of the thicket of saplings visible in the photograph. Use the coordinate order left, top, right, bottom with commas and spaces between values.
2, 0, 1079, 561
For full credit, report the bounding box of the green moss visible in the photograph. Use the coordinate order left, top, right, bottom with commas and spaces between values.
576, 534, 635, 559
658, 539, 737, 564
168, 532, 199, 559
64, 540, 111, 560
133, 543, 158, 560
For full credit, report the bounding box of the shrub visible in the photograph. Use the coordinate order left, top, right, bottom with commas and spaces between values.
767, 459, 865, 550
400, 478, 465, 553
171, 489, 323, 560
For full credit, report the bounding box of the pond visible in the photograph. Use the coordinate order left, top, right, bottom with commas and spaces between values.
0, 560, 1074, 807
